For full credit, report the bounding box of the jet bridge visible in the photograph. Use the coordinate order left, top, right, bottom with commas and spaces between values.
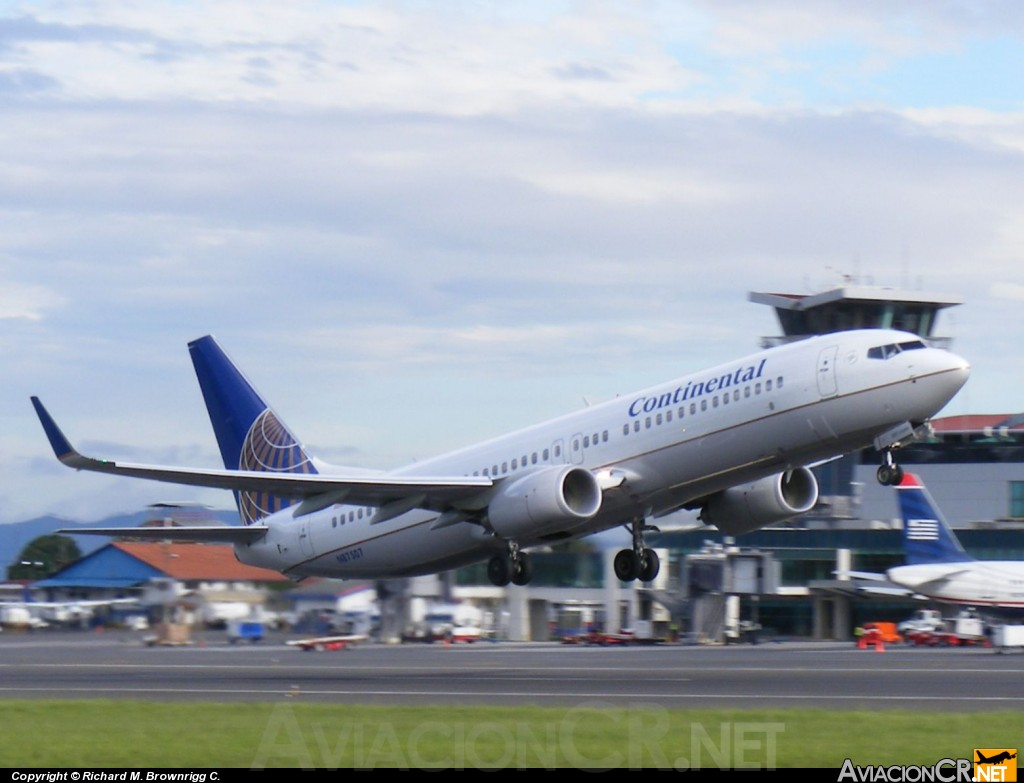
682, 541, 778, 644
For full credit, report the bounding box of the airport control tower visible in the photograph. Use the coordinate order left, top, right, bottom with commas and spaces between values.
748, 279, 963, 519
749, 282, 961, 350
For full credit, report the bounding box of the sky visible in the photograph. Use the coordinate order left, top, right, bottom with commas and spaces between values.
2, 0, 1024, 525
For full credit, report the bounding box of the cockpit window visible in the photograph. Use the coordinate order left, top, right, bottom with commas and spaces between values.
868, 340, 927, 360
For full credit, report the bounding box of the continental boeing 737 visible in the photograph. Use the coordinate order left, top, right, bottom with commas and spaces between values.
31, 328, 969, 586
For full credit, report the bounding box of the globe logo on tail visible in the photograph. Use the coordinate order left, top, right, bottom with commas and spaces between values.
238, 408, 315, 525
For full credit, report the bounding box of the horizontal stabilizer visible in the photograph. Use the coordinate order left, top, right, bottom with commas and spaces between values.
834, 570, 889, 582
856, 584, 914, 597
58, 525, 270, 544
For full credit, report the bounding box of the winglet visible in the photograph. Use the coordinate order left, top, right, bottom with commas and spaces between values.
30, 397, 81, 464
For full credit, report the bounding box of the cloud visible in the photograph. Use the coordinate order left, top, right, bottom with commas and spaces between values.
0, 281, 64, 320
991, 282, 1024, 302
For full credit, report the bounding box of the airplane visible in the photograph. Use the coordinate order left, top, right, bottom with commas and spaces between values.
31, 328, 969, 587
977, 751, 1016, 765
881, 473, 1024, 613
0, 596, 139, 629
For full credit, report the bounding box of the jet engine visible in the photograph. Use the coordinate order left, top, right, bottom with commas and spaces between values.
487, 465, 602, 540
699, 467, 819, 536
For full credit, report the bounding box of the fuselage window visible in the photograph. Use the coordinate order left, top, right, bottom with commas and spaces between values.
593, 432, 599, 444
722, 392, 729, 405
543, 448, 550, 461
645, 417, 652, 429
678, 406, 685, 419
532, 452, 538, 464
666, 410, 673, 422
493, 464, 498, 475
512, 458, 518, 470
700, 399, 707, 412
777, 376, 784, 389
554, 445, 561, 458
766, 379, 773, 392
583, 436, 590, 448
633, 420, 640, 433
712, 395, 718, 408
358, 508, 363, 520
623, 423, 629, 436
602, 430, 608, 442
755, 383, 761, 395
656, 413, 662, 426
690, 402, 696, 415
502, 461, 508, 474
744, 386, 751, 399
733, 389, 740, 402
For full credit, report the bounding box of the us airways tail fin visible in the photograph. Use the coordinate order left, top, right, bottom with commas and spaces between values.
188, 336, 317, 525
895, 473, 973, 566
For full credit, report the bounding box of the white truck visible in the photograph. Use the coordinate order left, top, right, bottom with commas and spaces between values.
992, 625, 1024, 652
901, 609, 987, 646
897, 609, 945, 636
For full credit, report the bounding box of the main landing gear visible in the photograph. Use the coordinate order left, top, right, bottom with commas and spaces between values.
487, 541, 532, 587
613, 517, 660, 583
876, 449, 905, 487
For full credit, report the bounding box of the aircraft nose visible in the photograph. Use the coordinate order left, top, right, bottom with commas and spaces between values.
935, 349, 971, 396
947, 350, 970, 382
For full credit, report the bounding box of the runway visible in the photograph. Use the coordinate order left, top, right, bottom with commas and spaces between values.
2, 631, 1022, 711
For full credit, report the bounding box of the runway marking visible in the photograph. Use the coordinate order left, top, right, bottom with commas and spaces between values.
4, 659, 1019, 671
0, 686, 1021, 704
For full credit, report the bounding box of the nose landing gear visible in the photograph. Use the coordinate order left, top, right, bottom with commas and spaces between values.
876, 450, 905, 486
873, 421, 926, 486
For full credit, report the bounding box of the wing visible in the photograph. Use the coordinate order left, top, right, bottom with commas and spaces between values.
15, 598, 140, 609
32, 396, 492, 514
831, 569, 918, 597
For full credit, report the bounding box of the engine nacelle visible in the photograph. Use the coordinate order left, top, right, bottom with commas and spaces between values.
487, 465, 602, 540
699, 468, 819, 536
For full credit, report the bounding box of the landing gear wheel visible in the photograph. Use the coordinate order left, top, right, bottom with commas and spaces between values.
639, 548, 660, 582
614, 549, 641, 581
511, 553, 532, 586
487, 554, 512, 587
876, 463, 905, 486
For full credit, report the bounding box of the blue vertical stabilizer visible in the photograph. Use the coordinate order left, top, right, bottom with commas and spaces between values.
188, 336, 317, 524
895, 473, 973, 566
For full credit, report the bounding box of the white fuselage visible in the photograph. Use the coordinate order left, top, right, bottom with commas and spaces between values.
234, 329, 969, 579
887, 562, 1024, 611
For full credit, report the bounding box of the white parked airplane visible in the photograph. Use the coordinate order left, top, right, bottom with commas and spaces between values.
883, 474, 1024, 613
32, 328, 968, 586
0, 597, 138, 629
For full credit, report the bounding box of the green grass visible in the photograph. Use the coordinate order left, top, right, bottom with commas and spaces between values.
3, 701, 1022, 769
